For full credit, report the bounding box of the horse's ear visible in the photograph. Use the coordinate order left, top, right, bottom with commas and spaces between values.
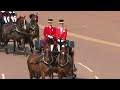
29, 14, 32, 19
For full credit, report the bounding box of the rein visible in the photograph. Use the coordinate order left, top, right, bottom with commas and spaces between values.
58, 53, 70, 67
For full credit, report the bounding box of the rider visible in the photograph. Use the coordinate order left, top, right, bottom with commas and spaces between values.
4, 11, 11, 24
55, 19, 77, 72
55, 19, 67, 52
0, 11, 4, 28
9, 11, 17, 23
43, 19, 56, 52
0, 11, 8, 24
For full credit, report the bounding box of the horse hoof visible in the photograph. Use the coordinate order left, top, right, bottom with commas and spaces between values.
71, 74, 76, 79
72, 77, 75, 79
5, 52, 9, 54
32, 77, 36, 79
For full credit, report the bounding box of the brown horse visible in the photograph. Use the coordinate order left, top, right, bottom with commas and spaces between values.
27, 43, 54, 79
56, 46, 73, 79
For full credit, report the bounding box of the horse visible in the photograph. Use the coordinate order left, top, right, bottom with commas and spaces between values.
0, 21, 24, 55
16, 16, 35, 56
27, 42, 54, 79
28, 13, 39, 40
56, 45, 73, 79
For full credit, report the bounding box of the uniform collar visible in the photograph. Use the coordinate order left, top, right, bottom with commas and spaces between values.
48, 25, 52, 28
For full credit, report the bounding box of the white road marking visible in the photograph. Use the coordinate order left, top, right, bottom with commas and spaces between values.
81, 26, 87, 28
39, 24, 120, 48
1, 74, 5, 79
95, 75, 99, 79
77, 62, 99, 79
77, 62, 93, 72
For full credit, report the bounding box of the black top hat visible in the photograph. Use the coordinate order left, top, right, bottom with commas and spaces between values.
59, 19, 64, 23
48, 19, 53, 22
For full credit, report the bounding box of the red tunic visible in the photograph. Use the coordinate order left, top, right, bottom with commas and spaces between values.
43, 25, 56, 41
55, 27, 67, 40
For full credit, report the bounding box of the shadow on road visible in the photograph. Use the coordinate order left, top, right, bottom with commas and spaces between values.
0, 44, 31, 56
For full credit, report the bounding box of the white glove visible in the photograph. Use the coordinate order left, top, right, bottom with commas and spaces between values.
61, 45, 65, 47
13, 11, 15, 13
61, 39, 64, 42
57, 39, 60, 42
48, 35, 53, 38
1, 11, 5, 13
9, 11, 12, 14
50, 36, 53, 39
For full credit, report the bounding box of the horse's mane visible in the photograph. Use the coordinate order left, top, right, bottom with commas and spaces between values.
17, 16, 24, 22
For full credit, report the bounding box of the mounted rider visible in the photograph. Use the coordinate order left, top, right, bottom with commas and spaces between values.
0, 11, 10, 24
9, 11, 17, 23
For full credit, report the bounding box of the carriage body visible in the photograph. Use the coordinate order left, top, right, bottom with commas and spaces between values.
34, 39, 75, 52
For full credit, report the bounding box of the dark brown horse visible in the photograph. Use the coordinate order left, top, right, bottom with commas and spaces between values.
27, 43, 54, 79
56, 46, 73, 79
16, 16, 35, 56
0, 22, 23, 55
0, 16, 31, 56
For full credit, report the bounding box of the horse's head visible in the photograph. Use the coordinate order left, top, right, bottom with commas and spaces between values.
29, 13, 38, 24
57, 45, 70, 68
17, 16, 28, 30
43, 43, 51, 55
60, 45, 68, 56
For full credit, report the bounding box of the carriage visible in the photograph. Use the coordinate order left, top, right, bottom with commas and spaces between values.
34, 39, 77, 79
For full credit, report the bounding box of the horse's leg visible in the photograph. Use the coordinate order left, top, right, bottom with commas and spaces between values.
41, 72, 46, 79
17, 41, 20, 50
57, 69, 62, 79
13, 40, 16, 55
49, 69, 54, 79
29, 40, 34, 54
30, 71, 34, 79
24, 43, 27, 57
50, 72, 54, 79
34, 72, 41, 79
58, 73, 62, 79
28, 66, 34, 79
4, 38, 9, 54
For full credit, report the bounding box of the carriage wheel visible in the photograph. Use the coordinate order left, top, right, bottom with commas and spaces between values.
71, 50, 75, 76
